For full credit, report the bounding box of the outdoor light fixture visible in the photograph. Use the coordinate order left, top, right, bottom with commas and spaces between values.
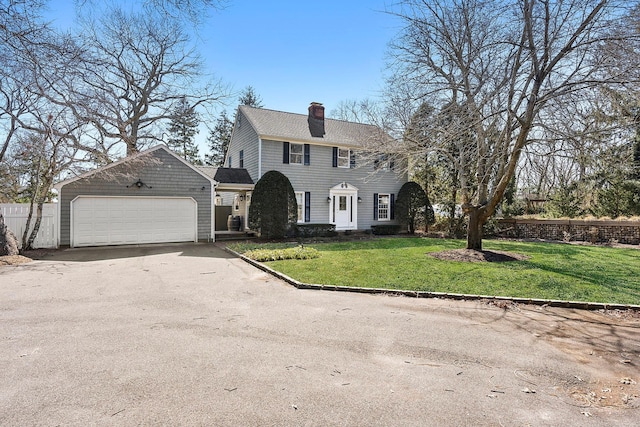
327, 197, 331, 203
127, 179, 152, 189
358, 197, 362, 203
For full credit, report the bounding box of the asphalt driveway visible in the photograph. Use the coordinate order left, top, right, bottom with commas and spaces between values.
1, 243, 638, 426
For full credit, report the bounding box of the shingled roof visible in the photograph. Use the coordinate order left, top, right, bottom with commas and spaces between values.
197, 167, 254, 186
238, 105, 389, 147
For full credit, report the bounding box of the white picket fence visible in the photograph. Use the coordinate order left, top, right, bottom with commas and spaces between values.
0, 204, 58, 249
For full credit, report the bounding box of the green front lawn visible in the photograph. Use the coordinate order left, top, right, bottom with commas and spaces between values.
229, 238, 640, 305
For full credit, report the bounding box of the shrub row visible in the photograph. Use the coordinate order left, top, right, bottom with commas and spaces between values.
371, 224, 402, 235
294, 223, 336, 238
243, 245, 320, 262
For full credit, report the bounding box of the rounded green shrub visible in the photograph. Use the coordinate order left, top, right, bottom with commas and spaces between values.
248, 170, 297, 239
395, 181, 435, 234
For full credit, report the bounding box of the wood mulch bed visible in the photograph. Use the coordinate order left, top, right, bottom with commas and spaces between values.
0, 249, 53, 266
0, 255, 33, 266
429, 248, 529, 262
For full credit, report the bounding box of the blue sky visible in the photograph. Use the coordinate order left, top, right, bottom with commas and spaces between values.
202, 0, 398, 115
44, 0, 400, 117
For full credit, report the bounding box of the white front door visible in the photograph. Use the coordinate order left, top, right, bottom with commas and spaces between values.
329, 183, 358, 230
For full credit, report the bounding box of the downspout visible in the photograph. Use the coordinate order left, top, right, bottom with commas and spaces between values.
56, 186, 61, 248
211, 181, 218, 242
258, 137, 263, 179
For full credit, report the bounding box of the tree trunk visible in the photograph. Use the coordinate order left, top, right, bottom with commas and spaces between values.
448, 188, 457, 236
25, 202, 44, 251
22, 200, 35, 250
466, 207, 483, 251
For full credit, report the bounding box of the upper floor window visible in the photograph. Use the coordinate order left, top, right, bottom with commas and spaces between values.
228, 156, 232, 168
239, 150, 244, 168
290, 143, 303, 164
283, 142, 310, 165
337, 148, 350, 168
333, 147, 355, 168
374, 154, 395, 171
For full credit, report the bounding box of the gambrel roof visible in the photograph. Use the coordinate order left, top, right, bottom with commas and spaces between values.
238, 105, 390, 147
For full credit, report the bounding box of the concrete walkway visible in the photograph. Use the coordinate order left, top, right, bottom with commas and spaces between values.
1, 243, 638, 426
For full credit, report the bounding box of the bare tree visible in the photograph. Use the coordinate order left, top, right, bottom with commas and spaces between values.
0, 0, 49, 163
385, 0, 639, 250
60, 7, 225, 157
77, 0, 227, 26
12, 107, 84, 249
329, 99, 380, 123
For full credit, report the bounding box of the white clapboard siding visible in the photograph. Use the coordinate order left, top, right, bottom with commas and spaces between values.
0, 204, 58, 249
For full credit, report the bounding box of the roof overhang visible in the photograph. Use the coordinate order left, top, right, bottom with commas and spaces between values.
215, 183, 255, 192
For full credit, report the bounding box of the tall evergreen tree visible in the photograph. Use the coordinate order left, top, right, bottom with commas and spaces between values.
238, 86, 264, 108
206, 86, 263, 166
205, 110, 233, 166
167, 98, 201, 164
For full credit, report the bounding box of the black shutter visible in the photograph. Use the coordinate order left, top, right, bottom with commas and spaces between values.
350, 151, 356, 168
332, 147, 338, 167
390, 194, 395, 220
283, 142, 290, 164
305, 192, 311, 222
373, 193, 378, 220
304, 144, 310, 166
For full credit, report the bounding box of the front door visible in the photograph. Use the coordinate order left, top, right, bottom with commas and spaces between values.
330, 183, 358, 230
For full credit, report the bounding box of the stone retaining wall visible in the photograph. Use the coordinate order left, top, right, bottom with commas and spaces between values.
497, 219, 640, 245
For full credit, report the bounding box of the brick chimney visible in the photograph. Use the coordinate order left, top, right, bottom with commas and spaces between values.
308, 102, 325, 137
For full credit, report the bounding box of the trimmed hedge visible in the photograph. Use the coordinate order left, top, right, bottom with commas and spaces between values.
371, 224, 402, 235
295, 223, 336, 238
243, 245, 321, 262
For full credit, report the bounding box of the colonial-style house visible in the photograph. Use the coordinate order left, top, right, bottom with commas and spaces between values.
224, 102, 407, 231
53, 103, 406, 248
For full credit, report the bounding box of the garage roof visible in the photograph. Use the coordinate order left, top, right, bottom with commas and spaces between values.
54, 145, 215, 189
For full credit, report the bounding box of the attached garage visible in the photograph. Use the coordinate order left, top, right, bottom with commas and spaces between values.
71, 196, 197, 247
56, 145, 216, 248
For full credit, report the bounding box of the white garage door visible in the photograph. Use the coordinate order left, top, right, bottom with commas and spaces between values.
71, 196, 197, 247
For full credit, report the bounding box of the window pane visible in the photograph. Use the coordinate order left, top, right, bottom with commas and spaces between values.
378, 194, 389, 220
338, 148, 349, 168
296, 192, 304, 222
339, 196, 347, 211
290, 143, 303, 164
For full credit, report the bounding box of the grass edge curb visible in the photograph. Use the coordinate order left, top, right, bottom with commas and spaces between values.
225, 247, 640, 312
